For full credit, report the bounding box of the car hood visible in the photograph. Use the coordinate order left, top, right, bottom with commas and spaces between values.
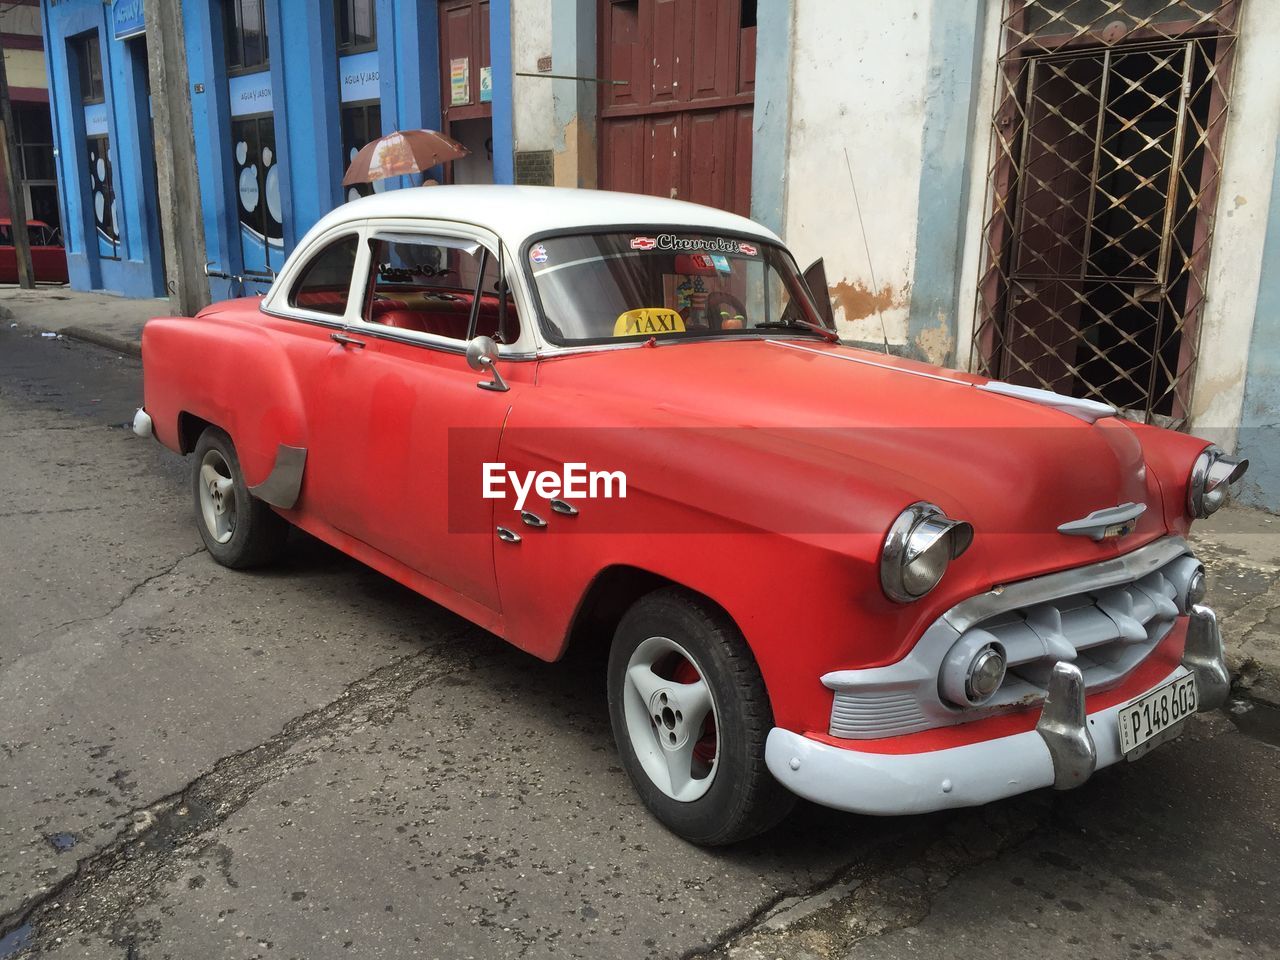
529, 338, 1169, 572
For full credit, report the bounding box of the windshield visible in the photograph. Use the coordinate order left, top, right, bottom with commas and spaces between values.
525, 231, 827, 345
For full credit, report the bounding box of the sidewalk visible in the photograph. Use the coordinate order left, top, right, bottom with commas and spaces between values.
1, 282, 1276, 701
0, 285, 164, 356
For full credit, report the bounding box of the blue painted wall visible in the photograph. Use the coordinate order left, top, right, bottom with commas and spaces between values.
907, 0, 986, 366
749, 0, 792, 236
1237, 131, 1280, 514
42, 0, 515, 303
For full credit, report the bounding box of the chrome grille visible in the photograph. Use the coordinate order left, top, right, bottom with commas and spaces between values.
965, 567, 1180, 709
827, 543, 1198, 740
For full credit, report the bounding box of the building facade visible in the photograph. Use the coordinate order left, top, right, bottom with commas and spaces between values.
39, 0, 1278, 510
41, 0, 513, 301
530, 0, 1279, 511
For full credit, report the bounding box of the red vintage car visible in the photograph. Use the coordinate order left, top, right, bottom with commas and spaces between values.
135, 186, 1246, 845
0, 219, 68, 284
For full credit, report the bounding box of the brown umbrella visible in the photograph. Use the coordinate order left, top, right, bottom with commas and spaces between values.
342, 129, 469, 186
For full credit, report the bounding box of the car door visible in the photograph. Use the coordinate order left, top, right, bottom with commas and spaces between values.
312, 223, 528, 613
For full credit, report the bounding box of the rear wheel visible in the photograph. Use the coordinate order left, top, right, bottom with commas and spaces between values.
192, 427, 289, 568
607, 587, 795, 845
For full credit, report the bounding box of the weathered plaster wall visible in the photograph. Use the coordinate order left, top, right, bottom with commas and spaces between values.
781, 1, 934, 346
1187, 2, 1280, 450
511, 0, 556, 153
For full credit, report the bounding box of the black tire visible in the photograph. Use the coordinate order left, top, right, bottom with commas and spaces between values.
191, 426, 289, 569
607, 587, 796, 845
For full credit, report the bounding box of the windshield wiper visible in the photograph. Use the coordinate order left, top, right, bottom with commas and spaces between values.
752, 320, 840, 343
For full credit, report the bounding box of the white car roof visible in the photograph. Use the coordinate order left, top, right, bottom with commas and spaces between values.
306, 184, 782, 250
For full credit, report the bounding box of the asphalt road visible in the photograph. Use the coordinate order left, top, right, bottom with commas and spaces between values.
0, 326, 1276, 960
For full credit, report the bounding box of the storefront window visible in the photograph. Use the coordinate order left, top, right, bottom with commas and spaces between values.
15, 105, 61, 238
231, 115, 285, 275
336, 0, 377, 52
77, 34, 118, 260
75, 34, 104, 102
225, 0, 269, 73
340, 101, 381, 201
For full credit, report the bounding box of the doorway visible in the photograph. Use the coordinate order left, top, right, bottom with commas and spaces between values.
597, 0, 757, 216
972, 0, 1242, 428
438, 0, 493, 184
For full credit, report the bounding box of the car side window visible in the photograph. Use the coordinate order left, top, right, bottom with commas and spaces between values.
288, 235, 359, 317
363, 234, 521, 344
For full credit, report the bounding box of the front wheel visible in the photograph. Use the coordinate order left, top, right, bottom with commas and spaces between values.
192, 427, 289, 568
607, 587, 795, 845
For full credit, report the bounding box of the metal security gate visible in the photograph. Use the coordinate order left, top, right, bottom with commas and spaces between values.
972, 1, 1242, 427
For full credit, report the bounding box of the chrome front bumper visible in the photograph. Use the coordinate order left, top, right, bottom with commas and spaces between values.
765, 605, 1230, 816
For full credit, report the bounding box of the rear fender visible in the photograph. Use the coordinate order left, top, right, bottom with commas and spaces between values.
141, 315, 308, 487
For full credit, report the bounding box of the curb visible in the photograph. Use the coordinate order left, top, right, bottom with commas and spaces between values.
59, 325, 142, 358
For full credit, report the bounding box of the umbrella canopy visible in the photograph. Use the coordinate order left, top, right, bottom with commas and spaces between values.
342, 129, 469, 186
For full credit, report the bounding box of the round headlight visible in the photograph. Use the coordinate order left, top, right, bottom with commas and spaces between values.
1187, 447, 1249, 519
881, 502, 974, 603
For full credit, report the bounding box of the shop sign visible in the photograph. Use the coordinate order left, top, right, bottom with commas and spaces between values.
229, 71, 273, 118
450, 57, 470, 106
339, 51, 380, 104
112, 0, 145, 40
84, 103, 109, 137
479, 66, 492, 104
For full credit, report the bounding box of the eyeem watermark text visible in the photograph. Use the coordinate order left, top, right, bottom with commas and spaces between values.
483, 462, 627, 511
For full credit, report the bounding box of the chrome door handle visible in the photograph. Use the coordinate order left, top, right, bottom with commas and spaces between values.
496, 526, 522, 544
331, 332, 366, 348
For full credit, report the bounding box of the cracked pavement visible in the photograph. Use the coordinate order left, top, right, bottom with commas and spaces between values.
0, 326, 1277, 960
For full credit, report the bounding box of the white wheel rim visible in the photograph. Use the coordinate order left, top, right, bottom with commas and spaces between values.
198, 450, 237, 545
622, 635, 719, 802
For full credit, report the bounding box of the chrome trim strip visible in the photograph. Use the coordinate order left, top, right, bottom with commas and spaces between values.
975, 381, 1117, 423
766, 340, 967, 384
940, 536, 1190, 635
248, 444, 307, 510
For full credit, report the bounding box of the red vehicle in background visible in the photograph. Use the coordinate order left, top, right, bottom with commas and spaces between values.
0, 219, 68, 284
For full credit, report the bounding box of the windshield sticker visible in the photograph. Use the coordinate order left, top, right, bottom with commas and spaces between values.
613, 308, 686, 337
530, 243, 549, 265
631, 235, 760, 256
710, 254, 732, 273
675, 277, 708, 310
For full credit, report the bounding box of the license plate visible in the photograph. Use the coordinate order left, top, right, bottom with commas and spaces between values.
1117, 674, 1198, 756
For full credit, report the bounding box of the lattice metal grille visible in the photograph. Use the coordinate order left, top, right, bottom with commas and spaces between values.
972, 1, 1242, 427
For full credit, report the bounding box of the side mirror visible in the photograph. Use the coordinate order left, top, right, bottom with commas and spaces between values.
466, 335, 510, 392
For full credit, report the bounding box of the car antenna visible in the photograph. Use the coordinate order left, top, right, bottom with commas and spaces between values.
844, 147, 891, 356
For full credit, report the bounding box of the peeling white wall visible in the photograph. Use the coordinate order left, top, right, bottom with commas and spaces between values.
1188, 2, 1280, 447
510, 0, 557, 153
782, 0, 934, 345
